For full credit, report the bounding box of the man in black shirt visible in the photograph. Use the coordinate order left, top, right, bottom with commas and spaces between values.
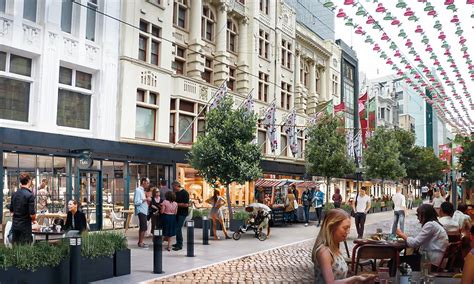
10, 172, 36, 245
172, 181, 189, 251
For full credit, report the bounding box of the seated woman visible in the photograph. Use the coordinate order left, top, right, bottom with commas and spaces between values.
65, 200, 87, 233
461, 225, 474, 284
312, 209, 376, 283
396, 204, 449, 271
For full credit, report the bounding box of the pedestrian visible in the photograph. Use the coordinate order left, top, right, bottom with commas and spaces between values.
160, 190, 177, 251
421, 185, 429, 200
172, 181, 189, 251
36, 179, 50, 213
352, 188, 371, 239
133, 177, 151, 248
64, 200, 87, 233
396, 204, 449, 271
312, 186, 324, 227
292, 186, 299, 222
312, 209, 376, 283
9, 173, 36, 245
206, 189, 231, 240
149, 187, 161, 234
159, 180, 171, 201
431, 191, 444, 216
391, 187, 407, 235
452, 204, 472, 235
438, 202, 460, 233
407, 190, 414, 210
284, 186, 295, 224
302, 187, 313, 226
332, 188, 342, 209
427, 187, 434, 202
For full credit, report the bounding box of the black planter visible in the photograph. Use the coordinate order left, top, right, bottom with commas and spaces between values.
192, 217, 203, 228
81, 255, 114, 283
0, 258, 69, 284
114, 249, 131, 277
229, 219, 245, 232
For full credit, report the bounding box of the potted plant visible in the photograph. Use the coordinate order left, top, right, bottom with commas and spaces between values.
386, 200, 394, 211
111, 232, 130, 277
81, 232, 116, 283
192, 208, 210, 229
230, 210, 249, 232
0, 240, 69, 284
341, 203, 352, 215
372, 201, 381, 213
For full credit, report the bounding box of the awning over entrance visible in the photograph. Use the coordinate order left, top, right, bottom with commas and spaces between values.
254, 179, 286, 188
291, 181, 322, 188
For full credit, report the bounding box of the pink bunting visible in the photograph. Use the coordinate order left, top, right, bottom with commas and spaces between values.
375, 3, 386, 13
415, 25, 423, 33
438, 32, 446, 40
366, 16, 375, 24
404, 8, 414, 16
336, 9, 346, 18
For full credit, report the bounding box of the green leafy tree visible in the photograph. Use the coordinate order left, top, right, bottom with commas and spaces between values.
188, 96, 262, 219
392, 129, 417, 191
408, 146, 447, 184
305, 115, 355, 203
364, 128, 406, 194
459, 137, 474, 187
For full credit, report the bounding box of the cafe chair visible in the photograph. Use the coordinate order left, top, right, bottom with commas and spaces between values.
111, 210, 126, 230
447, 232, 461, 243
343, 240, 375, 272
435, 241, 462, 273
355, 244, 399, 276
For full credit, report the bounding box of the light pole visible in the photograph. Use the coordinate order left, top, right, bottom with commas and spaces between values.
447, 137, 457, 208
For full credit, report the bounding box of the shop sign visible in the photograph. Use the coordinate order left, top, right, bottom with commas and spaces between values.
78, 154, 93, 169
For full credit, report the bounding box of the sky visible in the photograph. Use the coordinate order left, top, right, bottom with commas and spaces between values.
334, 0, 474, 134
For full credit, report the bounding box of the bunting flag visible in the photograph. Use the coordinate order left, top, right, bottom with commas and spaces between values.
346, 129, 354, 158
263, 100, 278, 152
358, 91, 368, 114
353, 130, 363, 166
334, 101, 346, 113
209, 82, 228, 110
283, 109, 298, 156
358, 91, 369, 147
241, 91, 254, 116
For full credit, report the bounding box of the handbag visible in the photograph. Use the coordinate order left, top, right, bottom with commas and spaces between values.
293, 200, 299, 209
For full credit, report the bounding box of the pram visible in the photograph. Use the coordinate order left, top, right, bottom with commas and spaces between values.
232, 210, 270, 241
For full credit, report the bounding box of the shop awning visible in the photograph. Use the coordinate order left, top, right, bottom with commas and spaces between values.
291, 181, 322, 188
254, 179, 286, 188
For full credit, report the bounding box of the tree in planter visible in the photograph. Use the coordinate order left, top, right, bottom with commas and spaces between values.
188, 96, 262, 220
305, 115, 356, 203
364, 128, 406, 195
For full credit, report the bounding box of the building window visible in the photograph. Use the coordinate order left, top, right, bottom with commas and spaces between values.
136, 89, 159, 140
0, 0, 5, 13
258, 72, 269, 102
0, 52, 32, 122
138, 19, 161, 66
61, 0, 73, 33
201, 6, 215, 42
281, 39, 292, 69
332, 74, 338, 97
172, 45, 186, 75
228, 66, 236, 91
169, 99, 205, 144
315, 69, 321, 94
259, 0, 269, 15
85, 0, 97, 41
280, 127, 287, 156
301, 61, 309, 88
202, 57, 213, 83
258, 29, 270, 59
280, 82, 292, 110
57, 67, 93, 129
23, 0, 37, 22
173, 0, 188, 29
227, 20, 238, 53
258, 129, 267, 154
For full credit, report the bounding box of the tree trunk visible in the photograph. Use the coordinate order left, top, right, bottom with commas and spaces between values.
226, 184, 234, 220
381, 179, 385, 196
326, 177, 331, 204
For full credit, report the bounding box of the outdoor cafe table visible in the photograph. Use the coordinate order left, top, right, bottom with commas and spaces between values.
351, 238, 407, 272
32, 230, 66, 241
37, 213, 67, 225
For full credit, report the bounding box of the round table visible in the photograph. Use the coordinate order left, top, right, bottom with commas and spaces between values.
32, 230, 65, 241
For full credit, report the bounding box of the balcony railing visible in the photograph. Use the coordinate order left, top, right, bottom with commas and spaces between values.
228, 0, 246, 17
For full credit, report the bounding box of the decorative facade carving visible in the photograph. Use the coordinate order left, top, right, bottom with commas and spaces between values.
199, 85, 208, 100
85, 44, 99, 61
63, 37, 78, 55
0, 17, 12, 37
140, 70, 158, 87
22, 24, 40, 45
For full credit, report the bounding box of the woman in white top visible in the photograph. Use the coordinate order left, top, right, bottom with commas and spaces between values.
431, 191, 445, 215
397, 204, 449, 270
206, 190, 230, 240
312, 209, 376, 284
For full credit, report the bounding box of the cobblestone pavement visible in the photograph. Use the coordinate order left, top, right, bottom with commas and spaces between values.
150, 211, 423, 284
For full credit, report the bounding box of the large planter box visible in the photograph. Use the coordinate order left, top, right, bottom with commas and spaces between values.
192, 217, 203, 229
114, 249, 131, 277
0, 258, 69, 284
81, 255, 114, 284
229, 219, 245, 232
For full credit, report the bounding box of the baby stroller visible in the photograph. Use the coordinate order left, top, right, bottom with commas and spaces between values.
232, 210, 270, 241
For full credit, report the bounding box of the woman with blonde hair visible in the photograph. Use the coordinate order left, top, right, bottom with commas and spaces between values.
206, 189, 231, 240
312, 209, 376, 283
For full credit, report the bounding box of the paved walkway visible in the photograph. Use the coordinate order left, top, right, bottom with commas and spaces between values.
93, 209, 421, 283
146, 210, 422, 284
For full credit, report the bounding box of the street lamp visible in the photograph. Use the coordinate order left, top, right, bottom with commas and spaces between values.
447, 137, 457, 208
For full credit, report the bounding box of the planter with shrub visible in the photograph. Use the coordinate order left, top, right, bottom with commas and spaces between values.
192, 208, 210, 228
412, 198, 423, 208
341, 204, 352, 215
371, 201, 381, 213
230, 210, 250, 232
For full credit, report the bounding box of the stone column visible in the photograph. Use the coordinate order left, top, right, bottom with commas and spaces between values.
187, 0, 204, 79
320, 66, 328, 101
237, 17, 249, 94
214, 3, 229, 86
307, 61, 318, 115
294, 52, 306, 113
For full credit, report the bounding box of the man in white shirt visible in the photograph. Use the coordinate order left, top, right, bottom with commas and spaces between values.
439, 201, 460, 233
352, 188, 371, 239
391, 188, 407, 235
452, 204, 472, 234
421, 185, 429, 200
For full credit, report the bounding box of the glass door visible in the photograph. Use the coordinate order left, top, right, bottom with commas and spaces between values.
77, 170, 102, 231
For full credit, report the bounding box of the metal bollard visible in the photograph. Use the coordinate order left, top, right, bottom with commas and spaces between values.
186, 220, 195, 257
202, 216, 209, 245
153, 229, 164, 274
70, 236, 82, 284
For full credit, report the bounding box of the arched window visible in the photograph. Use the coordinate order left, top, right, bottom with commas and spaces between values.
226, 20, 238, 52
300, 61, 309, 88
201, 6, 215, 41
173, 0, 188, 29
315, 69, 321, 94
